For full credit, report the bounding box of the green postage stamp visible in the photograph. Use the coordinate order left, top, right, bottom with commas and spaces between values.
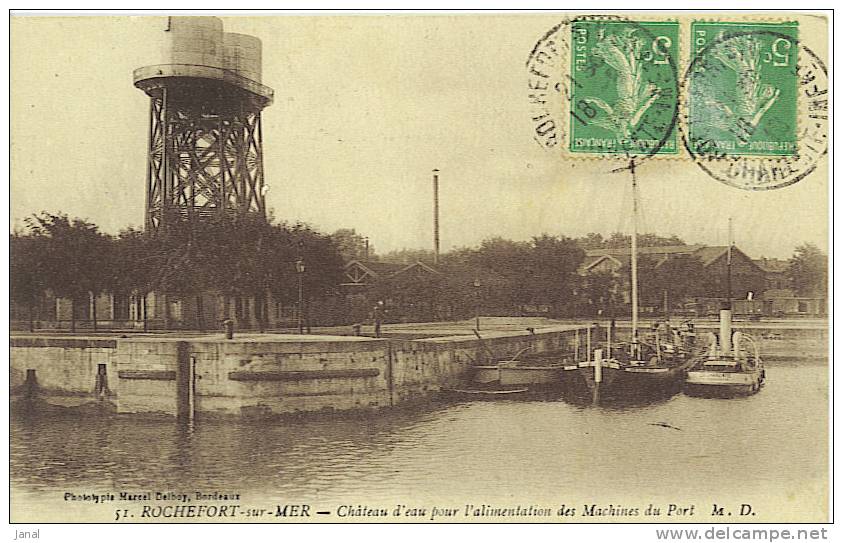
569, 20, 680, 156
688, 21, 799, 157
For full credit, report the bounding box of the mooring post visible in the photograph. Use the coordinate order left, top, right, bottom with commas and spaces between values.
24, 369, 38, 400
574, 328, 580, 362
188, 356, 196, 424
594, 349, 603, 384
175, 342, 191, 421
386, 342, 394, 407
95, 363, 109, 399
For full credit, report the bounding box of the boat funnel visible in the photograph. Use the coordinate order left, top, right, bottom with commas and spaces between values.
719, 307, 733, 357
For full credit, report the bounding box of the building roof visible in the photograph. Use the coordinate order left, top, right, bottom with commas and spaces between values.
579, 254, 624, 273
583, 245, 704, 271
347, 260, 407, 277
581, 245, 759, 272
395, 261, 442, 276
584, 244, 705, 257
342, 259, 440, 286
692, 246, 731, 266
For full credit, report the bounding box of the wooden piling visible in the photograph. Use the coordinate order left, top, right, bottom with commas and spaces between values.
24, 369, 37, 399
95, 363, 109, 398
175, 342, 191, 422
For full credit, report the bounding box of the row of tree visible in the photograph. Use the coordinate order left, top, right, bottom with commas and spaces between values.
11, 213, 827, 329
361, 237, 712, 320
786, 243, 828, 297
367, 235, 587, 321
329, 229, 687, 264
335, 230, 827, 321
11, 212, 344, 331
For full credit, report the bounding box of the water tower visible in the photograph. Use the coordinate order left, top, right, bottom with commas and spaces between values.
134, 16, 274, 231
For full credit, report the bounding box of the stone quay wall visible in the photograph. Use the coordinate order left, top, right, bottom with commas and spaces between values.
10, 326, 583, 417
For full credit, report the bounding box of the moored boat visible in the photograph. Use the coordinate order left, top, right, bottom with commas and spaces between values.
685, 218, 766, 397
576, 333, 699, 397
685, 307, 765, 396
574, 162, 699, 399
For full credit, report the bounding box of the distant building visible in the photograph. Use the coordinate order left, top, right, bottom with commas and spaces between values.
580, 245, 825, 317
341, 260, 441, 290
581, 244, 761, 274
580, 244, 708, 275
31, 290, 276, 331
582, 243, 764, 290
754, 288, 826, 316
752, 258, 826, 316
337, 259, 443, 323
580, 244, 767, 315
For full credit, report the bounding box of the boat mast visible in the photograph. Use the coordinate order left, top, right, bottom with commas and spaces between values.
720, 217, 734, 358
630, 160, 639, 345
726, 217, 733, 308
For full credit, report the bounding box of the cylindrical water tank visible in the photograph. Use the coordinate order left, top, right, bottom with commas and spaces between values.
163, 16, 224, 69
223, 32, 262, 83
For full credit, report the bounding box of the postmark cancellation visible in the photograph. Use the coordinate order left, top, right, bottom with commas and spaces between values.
526, 14, 827, 190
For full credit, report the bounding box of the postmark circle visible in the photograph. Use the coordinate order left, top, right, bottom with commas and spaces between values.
681, 29, 828, 190
527, 15, 680, 162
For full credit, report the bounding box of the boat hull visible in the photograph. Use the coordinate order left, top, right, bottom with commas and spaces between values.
499, 366, 564, 386
684, 368, 764, 396
575, 360, 688, 397
576, 360, 622, 390
472, 366, 501, 385
471, 364, 568, 388
441, 387, 530, 399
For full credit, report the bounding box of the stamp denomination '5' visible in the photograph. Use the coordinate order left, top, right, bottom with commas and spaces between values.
570, 20, 679, 156
689, 22, 799, 157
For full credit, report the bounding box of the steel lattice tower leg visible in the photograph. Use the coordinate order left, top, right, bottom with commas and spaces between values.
144, 90, 267, 232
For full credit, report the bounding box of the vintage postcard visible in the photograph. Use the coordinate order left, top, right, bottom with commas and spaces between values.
9, 12, 829, 527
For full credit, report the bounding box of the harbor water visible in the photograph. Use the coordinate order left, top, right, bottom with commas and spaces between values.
11, 358, 828, 522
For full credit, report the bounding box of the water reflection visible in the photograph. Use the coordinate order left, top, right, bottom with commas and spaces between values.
11, 361, 829, 521
558, 382, 682, 410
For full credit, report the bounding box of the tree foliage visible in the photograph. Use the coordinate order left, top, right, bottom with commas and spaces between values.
372, 235, 586, 319
330, 228, 374, 262
788, 243, 827, 296
11, 212, 345, 329
585, 232, 686, 249
10, 232, 47, 330
579, 269, 620, 316
379, 248, 435, 264
23, 212, 113, 300
10, 212, 828, 328
633, 254, 706, 307
20, 212, 114, 330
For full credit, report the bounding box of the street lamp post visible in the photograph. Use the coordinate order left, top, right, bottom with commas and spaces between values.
296, 258, 305, 334
473, 278, 481, 331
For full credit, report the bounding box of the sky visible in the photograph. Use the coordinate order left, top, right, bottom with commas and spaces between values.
10, 15, 829, 259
